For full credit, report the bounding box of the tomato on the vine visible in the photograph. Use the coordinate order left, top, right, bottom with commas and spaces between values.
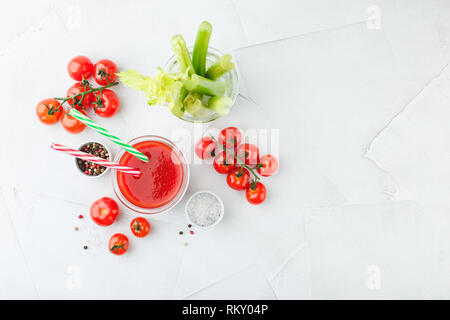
93, 89, 120, 117
67, 56, 93, 81
66, 82, 94, 109
61, 110, 86, 134
246, 182, 266, 205
36, 98, 62, 125
130, 217, 151, 238
237, 143, 259, 165
218, 127, 242, 150
226, 167, 250, 190
195, 137, 216, 160
213, 151, 236, 174
109, 233, 129, 255
90, 197, 119, 226
257, 155, 279, 177
94, 59, 118, 85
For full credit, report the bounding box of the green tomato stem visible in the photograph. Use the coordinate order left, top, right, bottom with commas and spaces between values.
54, 81, 119, 108
210, 136, 260, 182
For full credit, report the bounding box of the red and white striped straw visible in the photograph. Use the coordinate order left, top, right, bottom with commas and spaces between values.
50, 143, 141, 177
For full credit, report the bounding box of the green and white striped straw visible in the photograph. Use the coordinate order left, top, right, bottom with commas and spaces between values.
69, 108, 149, 162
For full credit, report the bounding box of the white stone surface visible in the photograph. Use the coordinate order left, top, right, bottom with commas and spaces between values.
1, 0, 450, 299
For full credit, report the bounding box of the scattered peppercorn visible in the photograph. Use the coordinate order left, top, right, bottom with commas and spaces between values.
74, 227, 79, 231
78, 214, 84, 219
190, 230, 194, 235
188, 224, 192, 228
184, 242, 189, 246
179, 231, 183, 235
76, 142, 110, 176
83, 246, 88, 250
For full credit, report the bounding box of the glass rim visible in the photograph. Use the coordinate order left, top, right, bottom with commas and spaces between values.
112, 135, 190, 215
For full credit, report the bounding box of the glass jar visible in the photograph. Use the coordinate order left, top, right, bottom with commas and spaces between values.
164, 47, 239, 123
112, 135, 189, 214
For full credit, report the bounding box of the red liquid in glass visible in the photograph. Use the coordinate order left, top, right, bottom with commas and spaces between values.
117, 140, 184, 209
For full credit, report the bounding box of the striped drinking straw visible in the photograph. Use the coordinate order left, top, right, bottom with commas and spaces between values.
50, 143, 141, 176
68, 108, 149, 162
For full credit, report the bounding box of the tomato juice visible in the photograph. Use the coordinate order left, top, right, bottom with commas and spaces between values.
113, 136, 188, 213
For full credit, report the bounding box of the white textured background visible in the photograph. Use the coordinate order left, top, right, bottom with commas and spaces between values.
1, 0, 450, 299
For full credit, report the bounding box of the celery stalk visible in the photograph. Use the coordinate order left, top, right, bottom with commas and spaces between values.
183, 92, 203, 114
171, 35, 194, 77
182, 74, 226, 96
184, 92, 212, 118
205, 54, 234, 80
206, 96, 232, 116
168, 86, 187, 118
192, 21, 213, 76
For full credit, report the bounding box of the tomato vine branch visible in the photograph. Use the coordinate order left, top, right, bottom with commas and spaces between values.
210, 136, 261, 182
54, 72, 118, 111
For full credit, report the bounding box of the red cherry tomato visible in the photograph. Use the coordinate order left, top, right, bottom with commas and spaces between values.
246, 182, 267, 205
257, 155, 279, 177
67, 56, 93, 81
90, 197, 119, 226
94, 59, 118, 85
130, 217, 151, 238
109, 233, 129, 255
237, 143, 260, 165
213, 151, 236, 174
226, 167, 250, 191
93, 89, 120, 117
195, 137, 216, 160
61, 111, 86, 134
218, 127, 242, 150
36, 98, 62, 125
67, 82, 94, 109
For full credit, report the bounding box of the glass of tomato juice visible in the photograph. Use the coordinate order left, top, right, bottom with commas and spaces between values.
112, 135, 189, 214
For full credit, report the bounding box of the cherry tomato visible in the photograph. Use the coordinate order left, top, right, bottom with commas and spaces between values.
66, 82, 94, 109
94, 59, 118, 85
36, 98, 62, 125
246, 182, 266, 205
257, 155, 279, 177
90, 197, 119, 226
195, 137, 216, 160
61, 111, 86, 134
226, 167, 250, 191
109, 233, 129, 255
237, 143, 260, 165
213, 151, 236, 174
218, 127, 242, 150
130, 217, 151, 238
93, 89, 120, 117
67, 56, 93, 81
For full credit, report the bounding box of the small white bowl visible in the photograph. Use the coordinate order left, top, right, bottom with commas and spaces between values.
185, 191, 224, 228
75, 141, 112, 178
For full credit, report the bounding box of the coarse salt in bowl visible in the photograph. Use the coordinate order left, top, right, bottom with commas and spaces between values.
185, 191, 224, 228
